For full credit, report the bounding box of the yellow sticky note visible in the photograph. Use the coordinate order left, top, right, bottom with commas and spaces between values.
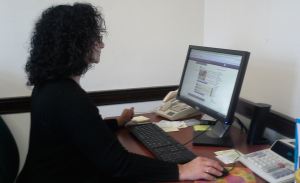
194, 125, 211, 131
161, 127, 179, 132
132, 116, 150, 123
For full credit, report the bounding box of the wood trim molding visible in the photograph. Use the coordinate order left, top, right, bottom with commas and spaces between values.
88, 85, 178, 105
0, 86, 178, 115
0, 86, 295, 138
236, 98, 295, 138
0, 96, 31, 115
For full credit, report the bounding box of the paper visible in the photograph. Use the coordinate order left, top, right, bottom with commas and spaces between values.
214, 149, 244, 164
194, 125, 211, 131
180, 123, 188, 128
161, 127, 179, 132
216, 155, 235, 164
201, 114, 216, 121
155, 120, 186, 129
131, 116, 150, 123
184, 119, 201, 126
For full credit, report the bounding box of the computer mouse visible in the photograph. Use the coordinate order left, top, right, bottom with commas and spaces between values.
208, 167, 229, 178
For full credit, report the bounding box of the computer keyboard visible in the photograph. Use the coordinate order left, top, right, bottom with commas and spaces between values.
128, 123, 197, 164
239, 139, 295, 183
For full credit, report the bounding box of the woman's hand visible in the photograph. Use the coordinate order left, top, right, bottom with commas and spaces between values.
178, 157, 223, 181
116, 107, 134, 127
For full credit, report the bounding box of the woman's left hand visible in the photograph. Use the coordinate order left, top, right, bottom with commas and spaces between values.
116, 107, 134, 127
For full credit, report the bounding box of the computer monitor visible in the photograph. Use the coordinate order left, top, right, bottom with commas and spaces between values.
177, 45, 250, 147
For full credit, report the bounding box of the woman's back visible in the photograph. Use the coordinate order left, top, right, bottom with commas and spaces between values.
17, 78, 100, 182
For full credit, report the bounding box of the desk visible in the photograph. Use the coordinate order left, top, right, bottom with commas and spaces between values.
114, 113, 270, 183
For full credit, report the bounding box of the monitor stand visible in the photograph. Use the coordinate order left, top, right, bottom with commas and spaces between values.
193, 121, 233, 147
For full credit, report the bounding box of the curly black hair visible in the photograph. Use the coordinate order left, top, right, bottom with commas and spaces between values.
25, 3, 106, 86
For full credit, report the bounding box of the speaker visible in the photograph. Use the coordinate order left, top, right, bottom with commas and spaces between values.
247, 103, 271, 145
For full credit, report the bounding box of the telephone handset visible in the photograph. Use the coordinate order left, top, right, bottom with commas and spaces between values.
160, 89, 178, 111
156, 89, 203, 121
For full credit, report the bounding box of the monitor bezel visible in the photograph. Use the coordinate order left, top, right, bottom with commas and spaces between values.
177, 45, 250, 125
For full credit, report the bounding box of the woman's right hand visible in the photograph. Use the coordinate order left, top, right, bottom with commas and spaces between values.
178, 157, 223, 181
116, 107, 134, 127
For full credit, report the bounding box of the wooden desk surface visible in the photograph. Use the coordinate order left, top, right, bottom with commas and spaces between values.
114, 113, 270, 183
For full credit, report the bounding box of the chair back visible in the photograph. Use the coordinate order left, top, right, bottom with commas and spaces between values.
0, 116, 20, 183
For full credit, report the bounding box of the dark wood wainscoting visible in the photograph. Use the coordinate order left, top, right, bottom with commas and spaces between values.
236, 98, 295, 138
0, 86, 178, 114
0, 86, 295, 138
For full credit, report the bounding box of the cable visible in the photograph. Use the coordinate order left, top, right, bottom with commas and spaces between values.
179, 119, 242, 172
182, 120, 229, 146
218, 120, 241, 172
227, 149, 242, 171
182, 125, 212, 146
180, 118, 243, 172
234, 116, 248, 133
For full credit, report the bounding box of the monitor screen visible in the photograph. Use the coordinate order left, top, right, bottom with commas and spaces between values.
177, 45, 250, 125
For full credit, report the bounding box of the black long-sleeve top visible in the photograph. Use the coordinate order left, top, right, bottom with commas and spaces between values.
16, 77, 179, 183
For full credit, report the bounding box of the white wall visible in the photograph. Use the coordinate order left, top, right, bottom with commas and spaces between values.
1, 113, 31, 174
0, 0, 204, 98
204, 0, 300, 119
0, 0, 204, 173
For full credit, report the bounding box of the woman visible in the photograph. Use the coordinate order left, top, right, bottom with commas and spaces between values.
16, 3, 223, 183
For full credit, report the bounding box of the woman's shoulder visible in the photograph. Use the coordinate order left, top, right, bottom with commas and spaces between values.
55, 77, 80, 90
33, 77, 85, 98
43, 77, 80, 89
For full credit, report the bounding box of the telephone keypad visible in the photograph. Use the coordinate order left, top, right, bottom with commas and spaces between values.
171, 104, 191, 112
167, 112, 175, 116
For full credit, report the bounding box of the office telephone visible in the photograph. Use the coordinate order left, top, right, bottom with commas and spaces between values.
156, 90, 202, 120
